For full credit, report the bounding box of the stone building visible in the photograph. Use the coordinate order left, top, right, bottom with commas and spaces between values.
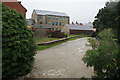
32, 9, 70, 31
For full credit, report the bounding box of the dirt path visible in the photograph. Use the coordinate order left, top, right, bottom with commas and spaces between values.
26, 37, 94, 78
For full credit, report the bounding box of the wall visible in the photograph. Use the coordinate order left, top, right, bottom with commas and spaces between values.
70, 30, 93, 35
2, 2, 27, 17
61, 26, 70, 35
32, 12, 38, 23
51, 32, 64, 38
33, 29, 51, 38
35, 14, 69, 31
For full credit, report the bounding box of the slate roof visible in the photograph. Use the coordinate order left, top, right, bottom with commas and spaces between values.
84, 23, 93, 27
33, 24, 52, 29
65, 24, 93, 31
34, 9, 69, 17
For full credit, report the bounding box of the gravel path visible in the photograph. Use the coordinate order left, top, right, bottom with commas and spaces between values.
25, 37, 94, 78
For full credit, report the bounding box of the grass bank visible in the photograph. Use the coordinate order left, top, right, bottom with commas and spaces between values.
36, 35, 89, 51
35, 34, 89, 43
35, 37, 59, 43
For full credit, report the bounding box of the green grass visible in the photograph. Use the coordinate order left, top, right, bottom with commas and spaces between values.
35, 34, 89, 43
35, 37, 59, 43
67, 34, 80, 37
36, 35, 89, 51
36, 42, 63, 51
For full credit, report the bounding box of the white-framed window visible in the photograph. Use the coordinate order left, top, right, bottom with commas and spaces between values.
52, 17, 54, 20
46, 16, 51, 20
56, 28, 58, 31
47, 22, 50, 25
39, 16, 42, 19
56, 17, 58, 20
60, 17, 63, 20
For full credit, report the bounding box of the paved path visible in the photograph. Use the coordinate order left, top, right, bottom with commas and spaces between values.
26, 37, 94, 78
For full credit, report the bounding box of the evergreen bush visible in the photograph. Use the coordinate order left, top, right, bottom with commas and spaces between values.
2, 4, 36, 78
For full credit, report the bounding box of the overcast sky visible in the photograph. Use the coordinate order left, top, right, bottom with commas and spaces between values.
19, 0, 109, 23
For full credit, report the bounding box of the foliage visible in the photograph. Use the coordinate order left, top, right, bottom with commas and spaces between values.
93, 7, 118, 30
64, 34, 68, 38
88, 38, 99, 49
2, 4, 36, 78
83, 29, 119, 79
93, 1, 119, 37
83, 1, 120, 79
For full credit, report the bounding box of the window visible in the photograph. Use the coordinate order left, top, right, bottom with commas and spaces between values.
52, 22, 54, 25
46, 16, 51, 20
40, 22, 43, 24
56, 28, 58, 31
56, 22, 58, 25
48, 16, 51, 20
60, 17, 63, 20
59, 22, 62, 26
39, 16, 42, 19
46, 16, 48, 19
52, 28, 54, 30
52, 17, 54, 20
56, 17, 58, 20
47, 22, 50, 25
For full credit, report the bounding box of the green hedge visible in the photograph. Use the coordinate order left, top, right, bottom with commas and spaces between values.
2, 4, 36, 78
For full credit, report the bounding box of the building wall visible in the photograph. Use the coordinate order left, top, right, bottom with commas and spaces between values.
33, 28, 51, 38
2, 2, 27, 17
32, 12, 38, 23
38, 15, 46, 24
61, 26, 70, 35
43, 15, 69, 26
70, 30, 93, 35
32, 11, 69, 31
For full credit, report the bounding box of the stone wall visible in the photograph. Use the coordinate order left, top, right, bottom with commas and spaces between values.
33, 29, 51, 38
51, 31, 64, 38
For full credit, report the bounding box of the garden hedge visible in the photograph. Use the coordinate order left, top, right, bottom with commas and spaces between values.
2, 4, 36, 78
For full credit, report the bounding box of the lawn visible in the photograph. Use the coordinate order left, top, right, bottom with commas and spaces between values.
35, 34, 87, 43
36, 35, 90, 51
35, 37, 59, 43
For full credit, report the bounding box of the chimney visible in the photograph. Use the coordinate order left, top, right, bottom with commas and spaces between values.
76, 21, 78, 25
80, 23, 83, 25
18, 1, 21, 3
72, 22, 74, 25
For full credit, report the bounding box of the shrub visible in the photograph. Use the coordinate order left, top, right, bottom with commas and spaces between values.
2, 4, 36, 78
88, 38, 99, 49
83, 29, 118, 79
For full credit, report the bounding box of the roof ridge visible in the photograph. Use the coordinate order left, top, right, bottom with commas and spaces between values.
33, 9, 68, 17
34, 9, 66, 14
